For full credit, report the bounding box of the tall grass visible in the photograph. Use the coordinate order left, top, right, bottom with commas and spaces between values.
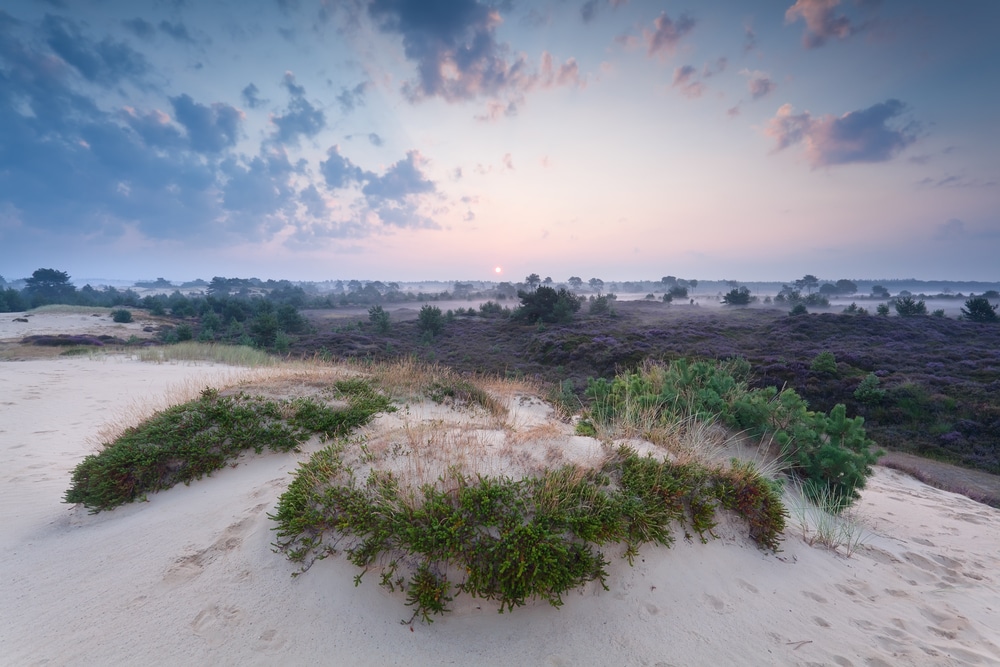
132, 341, 277, 366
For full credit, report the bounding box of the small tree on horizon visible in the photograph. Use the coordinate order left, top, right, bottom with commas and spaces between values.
961, 296, 998, 323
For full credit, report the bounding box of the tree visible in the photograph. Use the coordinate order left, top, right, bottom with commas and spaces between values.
871, 285, 889, 298
722, 286, 754, 306
567, 276, 583, 290
961, 296, 998, 323
893, 296, 927, 317
688, 279, 698, 295
514, 286, 580, 324
24, 268, 76, 305
668, 285, 688, 299
524, 273, 541, 291
835, 279, 858, 295
588, 277, 604, 294
417, 305, 444, 336
794, 274, 819, 294
369, 305, 391, 332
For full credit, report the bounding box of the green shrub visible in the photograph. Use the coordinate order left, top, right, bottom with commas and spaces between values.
961, 296, 998, 323
893, 296, 927, 317
722, 286, 754, 306
65, 382, 392, 512
789, 303, 808, 316
853, 373, 885, 406
513, 286, 581, 324
369, 305, 391, 333
583, 359, 880, 509
111, 309, 133, 323
175, 323, 194, 342
417, 305, 444, 336
271, 445, 785, 623
810, 351, 837, 375
876, 303, 890, 316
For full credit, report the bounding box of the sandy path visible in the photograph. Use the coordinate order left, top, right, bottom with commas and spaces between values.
1, 356, 999, 666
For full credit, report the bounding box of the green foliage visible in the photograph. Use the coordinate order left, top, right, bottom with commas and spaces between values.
24, 268, 76, 306
111, 309, 133, 323
588, 294, 614, 316
65, 382, 392, 512
583, 359, 880, 509
722, 286, 754, 306
853, 373, 885, 406
271, 444, 785, 623
789, 303, 808, 316
961, 296, 998, 323
417, 305, 444, 336
250, 311, 280, 347
368, 305, 391, 333
514, 286, 581, 324
809, 351, 837, 375
841, 302, 867, 315
175, 323, 193, 342
893, 296, 927, 317
876, 303, 890, 316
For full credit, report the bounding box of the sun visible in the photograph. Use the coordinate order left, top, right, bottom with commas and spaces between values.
494, 266, 502, 274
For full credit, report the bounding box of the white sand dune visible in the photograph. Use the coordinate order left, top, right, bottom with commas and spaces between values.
2, 351, 999, 666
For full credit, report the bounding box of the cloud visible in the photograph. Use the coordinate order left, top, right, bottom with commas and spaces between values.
42, 14, 150, 87
362, 150, 435, 201
502, 153, 514, 170
785, 0, 856, 49
645, 12, 695, 57
765, 99, 918, 167
368, 132, 383, 146
580, 1, 599, 23
741, 69, 776, 100
367, 0, 580, 116
170, 94, 243, 153
241, 83, 267, 109
122, 18, 156, 40
271, 72, 325, 143
337, 81, 370, 112
319, 145, 365, 189
121, 107, 184, 149
672, 65, 703, 98
158, 20, 195, 44
743, 23, 757, 53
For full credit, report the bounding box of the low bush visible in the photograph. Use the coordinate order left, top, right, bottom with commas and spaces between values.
271, 444, 785, 623
111, 309, 133, 323
65, 381, 392, 512
583, 359, 881, 508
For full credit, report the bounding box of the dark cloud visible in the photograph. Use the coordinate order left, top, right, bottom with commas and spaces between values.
241, 82, 267, 109
170, 94, 243, 153
765, 99, 918, 167
580, 0, 599, 23
43, 14, 150, 87
319, 145, 365, 189
645, 12, 695, 57
368, 132, 383, 146
122, 18, 156, 40
298, 183, 328, 218
337, 81, 370, 113
121, 107, 185, 149
742, 70, 775, 100
361, 150, 435, 200
785, 0, 856, 49
158, 20, 195, 44
367, 0, 580, 116
272, 72, 325, 143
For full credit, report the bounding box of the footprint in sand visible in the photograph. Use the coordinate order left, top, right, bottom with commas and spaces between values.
191, 605, 243, 648
164, 516, 254, 583
802, 590, 827, 604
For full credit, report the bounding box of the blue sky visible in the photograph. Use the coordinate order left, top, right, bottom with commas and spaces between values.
1, 0, 997, 283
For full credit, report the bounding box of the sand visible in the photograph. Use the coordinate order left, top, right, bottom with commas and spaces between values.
2, 315, 999, 666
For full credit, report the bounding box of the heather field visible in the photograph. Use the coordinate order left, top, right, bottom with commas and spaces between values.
294, 302, 1000, 502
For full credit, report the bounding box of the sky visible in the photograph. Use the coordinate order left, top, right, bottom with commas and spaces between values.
1, 0, 998, 284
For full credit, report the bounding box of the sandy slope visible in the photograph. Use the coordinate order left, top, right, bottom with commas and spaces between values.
2, 354, 999, 667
